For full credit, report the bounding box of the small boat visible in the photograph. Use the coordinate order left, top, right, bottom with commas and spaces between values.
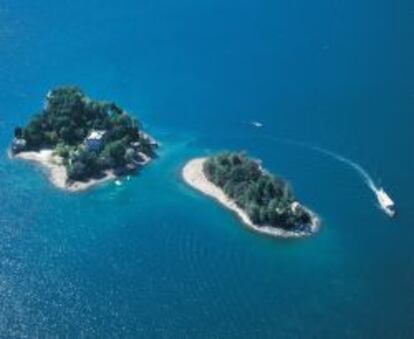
251, 121, 263, 128
376, 188, 395, 218
115, 180, 122, 186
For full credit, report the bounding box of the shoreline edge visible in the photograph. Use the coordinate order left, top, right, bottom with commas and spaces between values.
9, 149, 116, 192
182, 157, 320, 239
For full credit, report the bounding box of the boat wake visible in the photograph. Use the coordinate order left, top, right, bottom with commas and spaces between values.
290, 140, 395, 217
258, 137, 396, 217
307, 144, 377, 192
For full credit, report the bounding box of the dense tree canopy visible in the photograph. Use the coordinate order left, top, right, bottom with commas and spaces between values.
203, 152, 312, 230
14, 86, 157, 181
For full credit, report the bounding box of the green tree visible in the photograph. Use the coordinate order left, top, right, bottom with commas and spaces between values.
68, 161, 86, 181
104, 141, 126, 167
14, 127, 23, 138
14, 86, 157, 182
203, 152, 312, 229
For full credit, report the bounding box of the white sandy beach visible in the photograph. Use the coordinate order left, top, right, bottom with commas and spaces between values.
12, 150, 116, 192
182, 158, 320, 238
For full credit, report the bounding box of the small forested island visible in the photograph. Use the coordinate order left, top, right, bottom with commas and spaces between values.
10, 86, 158, 191
182, 153, 319, 238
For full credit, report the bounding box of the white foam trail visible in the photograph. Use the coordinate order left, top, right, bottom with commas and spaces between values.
260, 136, 381, 198
239, 131, 396, 215
283, 140, 397, 216
307, 144, 378, 192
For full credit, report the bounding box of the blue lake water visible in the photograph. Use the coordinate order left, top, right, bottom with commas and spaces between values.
0, 0, 413, 337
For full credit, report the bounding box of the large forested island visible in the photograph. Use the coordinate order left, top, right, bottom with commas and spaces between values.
10, 86, 158, 191
182, 153, 319, 238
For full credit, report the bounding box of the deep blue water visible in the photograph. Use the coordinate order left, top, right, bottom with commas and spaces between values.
0, 0, 413, 337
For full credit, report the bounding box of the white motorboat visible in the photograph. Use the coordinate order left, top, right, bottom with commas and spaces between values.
251, 121, 263, 128
376, 188, 395, 218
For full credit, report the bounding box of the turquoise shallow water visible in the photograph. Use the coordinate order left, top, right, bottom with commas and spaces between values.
0, 0, 413, 337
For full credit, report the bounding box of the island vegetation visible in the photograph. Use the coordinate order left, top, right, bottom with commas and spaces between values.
203, 152, 313, 229
11, 86, 158, 190
182, 153, 319, 237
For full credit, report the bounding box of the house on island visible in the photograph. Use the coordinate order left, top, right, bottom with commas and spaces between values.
85, 130, 106, 152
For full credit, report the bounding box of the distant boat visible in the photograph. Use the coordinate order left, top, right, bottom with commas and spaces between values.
376, 188, 395, 218
115, 180, 122, 186
251, 121, 263, 128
